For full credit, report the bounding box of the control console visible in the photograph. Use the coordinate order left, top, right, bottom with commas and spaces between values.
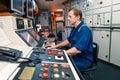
31, 47, 68, 63
12, 47, 80, 80
33, 62, 76, 80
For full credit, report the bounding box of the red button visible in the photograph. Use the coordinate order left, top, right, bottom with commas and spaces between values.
54, 50, 57, 55
42, 73, 48, 78
48, 50, 52, 55
43, 67, 48, 72
44, 63, 49, 67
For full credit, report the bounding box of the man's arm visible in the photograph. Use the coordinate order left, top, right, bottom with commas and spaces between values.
56, 39, 69, 48
48, 39, 69, 49
66, 47, 81, 55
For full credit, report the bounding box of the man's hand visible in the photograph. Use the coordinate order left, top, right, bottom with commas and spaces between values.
45, 45, 57, 49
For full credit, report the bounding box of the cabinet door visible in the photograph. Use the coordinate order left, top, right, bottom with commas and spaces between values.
93, 30, 110, 62
110, 30, 120, 66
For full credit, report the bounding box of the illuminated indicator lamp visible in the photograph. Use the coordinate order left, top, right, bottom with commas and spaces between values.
48, 56, 52, 60
53, 68, 59, 72
42, 73, 48, 79
53, 64, 58, 68
48, 50, 52, 55
54, 74, 60, 78
43, 67, 48, 72
53, 50, 57, 55
44, 63, 49, 67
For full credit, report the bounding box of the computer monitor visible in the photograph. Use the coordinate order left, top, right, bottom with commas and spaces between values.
16, 18, 24, 29
11, 0, 24, 15
27, 29, 40, 41
26, 0, 33, 19
16, 30, 38, 47
0, 0, 24, 15
28, 20, 32, 27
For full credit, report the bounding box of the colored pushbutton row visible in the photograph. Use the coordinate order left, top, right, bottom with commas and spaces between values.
53, 64, 58, 68
42, 73, 48, 79
43, 67, 48, 72
44, 63, 49, 67
53, 50, 57, 55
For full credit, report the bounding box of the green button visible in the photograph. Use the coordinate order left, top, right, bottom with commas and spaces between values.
48, 56, 52, 60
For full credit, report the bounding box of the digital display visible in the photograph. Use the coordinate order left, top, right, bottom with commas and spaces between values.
28, 20, 32, 27
11, 0, 24, 15
0, 0, 24, 15
18, 31, 38, 47
28, 29, 40, 41
16, 18, 24, 29
26, 0, 33, 19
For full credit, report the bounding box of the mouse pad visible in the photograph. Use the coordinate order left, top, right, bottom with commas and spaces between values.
19, 66, 35, 80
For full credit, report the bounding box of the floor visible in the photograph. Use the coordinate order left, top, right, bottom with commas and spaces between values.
83, 59, 120, 80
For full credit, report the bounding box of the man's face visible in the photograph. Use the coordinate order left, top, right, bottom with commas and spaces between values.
67, 10, 80, 26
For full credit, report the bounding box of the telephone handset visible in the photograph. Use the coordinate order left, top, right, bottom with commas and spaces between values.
0, 46, 22, 61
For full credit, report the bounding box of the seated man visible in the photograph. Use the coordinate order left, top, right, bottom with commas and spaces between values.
42, 27, 56, 42
48, 8, 93, 71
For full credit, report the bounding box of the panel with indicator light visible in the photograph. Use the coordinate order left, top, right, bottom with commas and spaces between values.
12, 47, 80, 80
30, 48, 68, 63
32, 62, 76, 80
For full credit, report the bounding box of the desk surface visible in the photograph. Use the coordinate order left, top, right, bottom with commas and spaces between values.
0, 46, 32, 80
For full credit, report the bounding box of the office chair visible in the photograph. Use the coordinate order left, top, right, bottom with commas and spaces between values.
81, 42, 99, 80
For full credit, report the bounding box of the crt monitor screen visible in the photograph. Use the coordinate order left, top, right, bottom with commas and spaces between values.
18, 31, 38, 47
26, 0, 33, 18
28, 20, 32, 27
11, 0, 24, 15
28, 29, 40, 41
0, 0, 24, 15
16, 18, 24, 29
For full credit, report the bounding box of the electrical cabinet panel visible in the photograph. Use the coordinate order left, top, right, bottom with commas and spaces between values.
110, 30, 120, 66
85, 15, 92, 27
112, 11, 120, 27
93, 30, 110, 62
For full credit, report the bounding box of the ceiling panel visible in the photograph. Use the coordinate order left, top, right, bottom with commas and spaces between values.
35, 0, 68, 11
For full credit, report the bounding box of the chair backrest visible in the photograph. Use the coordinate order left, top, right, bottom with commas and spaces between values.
92, 42, 99, 64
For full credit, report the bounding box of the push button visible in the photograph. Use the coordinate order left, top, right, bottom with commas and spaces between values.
43, 67, 48, 72
53, 64, 58, 68
44, 63, 49, 67
53, 49, 57, 55
42, 73, 48, 79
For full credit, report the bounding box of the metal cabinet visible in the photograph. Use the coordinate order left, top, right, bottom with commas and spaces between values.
110, 30, 120, 66
93, 29, 110, 62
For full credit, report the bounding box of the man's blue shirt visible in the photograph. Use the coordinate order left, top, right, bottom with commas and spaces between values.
67, 21, 93, 71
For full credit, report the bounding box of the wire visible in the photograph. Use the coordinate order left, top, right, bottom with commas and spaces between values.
9, 57, 41, 64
